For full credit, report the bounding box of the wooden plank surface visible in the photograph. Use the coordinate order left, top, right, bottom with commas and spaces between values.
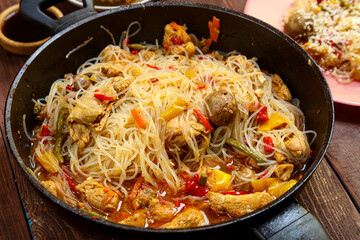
0, 0, 359, 239
325, 103, 360, 209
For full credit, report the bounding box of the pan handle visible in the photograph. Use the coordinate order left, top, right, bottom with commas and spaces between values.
20, 0, 96, 34
249, 198, 330, 240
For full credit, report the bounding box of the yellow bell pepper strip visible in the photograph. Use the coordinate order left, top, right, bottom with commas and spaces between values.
258, 112, 289, 132
193, 108, 213, 131
267, 179, 297, 198
211, 169, 231, 191
54, 109, 65, 163
131, 109, 146, 129
161, 98, 188, 121
251, 178, 277, 192
226, 138, 266, 163
185, 68, 197, 79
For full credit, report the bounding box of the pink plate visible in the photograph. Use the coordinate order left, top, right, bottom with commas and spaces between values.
244, 0, 360, 106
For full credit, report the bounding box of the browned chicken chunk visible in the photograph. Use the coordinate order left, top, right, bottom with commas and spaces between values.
163, 22, 196, 57
101, 64, 124, 78
69, 123, 91, 152
119, 212, 147, 227
271, 74, 292, 101
76, 178, 120, 212
132, 188, 157, 210
165, 115, 206, 147
41, 180, 58, 197
67, 95, 104, 125
207, 191, 274, 217
275, 164, 294, 181
151, 203, 177, 221
285, 133, 308, 158
162, 208, 206, 229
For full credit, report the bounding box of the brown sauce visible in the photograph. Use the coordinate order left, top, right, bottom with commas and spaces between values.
2, 10, 55, 43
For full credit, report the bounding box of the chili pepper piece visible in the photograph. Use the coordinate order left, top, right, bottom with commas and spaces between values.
193, 108, 212, 131
94, 93, 114, 102
185, 180, 209, 197
40, 125, 51, 138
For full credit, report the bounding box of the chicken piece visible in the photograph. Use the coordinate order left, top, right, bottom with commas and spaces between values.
94, 102, 114, 133
67, 95, 104, 125
139, 49, 155, 61
111, 77, 132, 93
170, 42, 196, 57
302, 42, 338, 68
69, 123, 91, 152
271, 74, 292, 101
99, 81, 118, 99
238, 166, 256, 179
41, 180, 58, 197
119, 212, 147, 227
132, 188, 157, 210
100, 45, 136, 63
151, 203, 177, 221
285, 134, 308, 158
275, 164, 294, 181
165, 115, 206, 147
274, 151, 288, 163
207, 191, 275, 217
162, 208, 206, 229
76, 178, 120, 212
101, 64, 124, 78
163, 23, 191, 45
164, 22, 195, 57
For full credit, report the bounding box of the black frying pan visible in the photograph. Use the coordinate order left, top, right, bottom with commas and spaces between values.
5, 0, 334, 238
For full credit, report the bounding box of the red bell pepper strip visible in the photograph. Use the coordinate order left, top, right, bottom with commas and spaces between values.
169, 66, 177, 71
146, 64, 160, 70
66, 84, 74, 91
193, 174, 200, 183
257, 104, 269, 121
130, 50, 139, 54
40, 125, 51, 138
94, 93, 114, 102
162, 42, 170, 50
263, 136, 274, 153
193, 108, 213, 131
185, 180, 209, 197
170, 36, 183, 45
64, 174, 77, 193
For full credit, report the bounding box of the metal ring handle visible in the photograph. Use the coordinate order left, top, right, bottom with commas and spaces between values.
20, 0, 96, 34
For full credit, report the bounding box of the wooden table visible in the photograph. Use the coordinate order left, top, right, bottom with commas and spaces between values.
0, 0, 359, 239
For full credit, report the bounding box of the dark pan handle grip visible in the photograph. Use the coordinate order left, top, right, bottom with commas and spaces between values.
249, 198, 330, 240
20, 0, 96, 34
